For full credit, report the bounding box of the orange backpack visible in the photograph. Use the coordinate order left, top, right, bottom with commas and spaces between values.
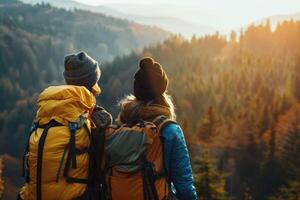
104, 116, 177, 200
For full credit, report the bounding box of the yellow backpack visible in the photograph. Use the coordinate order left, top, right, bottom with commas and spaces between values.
19, 85, 100, 200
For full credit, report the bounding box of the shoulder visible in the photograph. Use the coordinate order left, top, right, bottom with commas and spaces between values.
160, 122, 183, 141
91, 105, 113, 128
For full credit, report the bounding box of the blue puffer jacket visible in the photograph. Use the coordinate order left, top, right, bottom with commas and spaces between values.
161, 123, 197, 200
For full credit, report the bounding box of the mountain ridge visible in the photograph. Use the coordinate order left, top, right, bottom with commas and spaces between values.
20, 0, 218, 37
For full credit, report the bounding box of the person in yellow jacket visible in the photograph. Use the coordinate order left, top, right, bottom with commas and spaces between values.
18, 52, 112, 200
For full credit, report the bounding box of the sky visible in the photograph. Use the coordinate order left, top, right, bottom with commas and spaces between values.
75, 0, 300, 14
74, 0, 300, 30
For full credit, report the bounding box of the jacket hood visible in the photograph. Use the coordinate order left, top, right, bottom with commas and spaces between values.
35, 85, 95, 125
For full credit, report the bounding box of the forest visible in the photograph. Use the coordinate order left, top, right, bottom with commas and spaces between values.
0, 0, 169, 153
100, 20, 300, 200
0, 0, 169, 119
0, 0, 300, 199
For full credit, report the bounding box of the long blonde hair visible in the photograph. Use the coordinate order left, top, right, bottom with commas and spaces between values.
119, 93, 176, 121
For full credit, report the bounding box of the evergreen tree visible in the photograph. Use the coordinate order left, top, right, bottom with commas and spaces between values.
269, 181, 300, 200
293, 57, 300, 102
194, 151, 232, 200
261, 126, 283, 197
197, 106, 217, 142
281, 126, 300, 181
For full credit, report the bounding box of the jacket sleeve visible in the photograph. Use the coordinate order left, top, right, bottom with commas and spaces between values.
161, 123, 197, 200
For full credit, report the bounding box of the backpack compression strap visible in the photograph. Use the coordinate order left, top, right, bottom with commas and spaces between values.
63, 122, 90, 184
141, 156, 160, 200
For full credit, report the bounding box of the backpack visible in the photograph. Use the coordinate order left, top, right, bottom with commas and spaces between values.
18, 85, 106, 200
104, 115, 177, 200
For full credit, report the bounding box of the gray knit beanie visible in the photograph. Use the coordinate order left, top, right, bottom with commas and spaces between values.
63, 51, 101, 91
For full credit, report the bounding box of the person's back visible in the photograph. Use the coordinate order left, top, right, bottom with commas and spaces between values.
20, 85, 94, 200
104, 57, 197, 200
19, 52, 111, 200
104, 117, 171, 200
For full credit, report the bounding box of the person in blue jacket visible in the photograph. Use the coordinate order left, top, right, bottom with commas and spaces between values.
116, 57, 197, 200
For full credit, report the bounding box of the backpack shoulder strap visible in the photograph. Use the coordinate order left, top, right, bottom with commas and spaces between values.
22, 122, 39, 181
22, 120, 63, 182
152, 115, 178, 195
152, 115, 177, 135
36, 120, 63, 200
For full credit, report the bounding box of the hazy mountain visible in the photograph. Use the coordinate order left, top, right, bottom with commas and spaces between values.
20, 0, 125, 17
0, 0, 170, 118
20, 0, 217, 37
118, 15, 216, 38
103, 3, 217, 37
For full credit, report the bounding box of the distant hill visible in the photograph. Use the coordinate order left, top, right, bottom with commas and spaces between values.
117, 15, 216, 38
0, 0, 170, 105
1, 1, 170, 61
0, 0, 19, 4
104, 3, 217, 37
20, 0, 217, 37
0, 1, 170, 157
20, 0, 124, 17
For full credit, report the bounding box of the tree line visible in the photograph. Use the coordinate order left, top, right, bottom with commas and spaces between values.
101, 20, 300, 199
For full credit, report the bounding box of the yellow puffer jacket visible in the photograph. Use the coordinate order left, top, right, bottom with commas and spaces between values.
20, 85, 95, 200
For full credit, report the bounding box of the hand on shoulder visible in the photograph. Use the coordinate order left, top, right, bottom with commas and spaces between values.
91, 105, 112, 129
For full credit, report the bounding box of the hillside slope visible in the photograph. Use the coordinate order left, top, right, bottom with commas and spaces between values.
21, 0, 217, 37
0, 1, 170, 61
100, 21, 300, 199
0, 0, 170, 156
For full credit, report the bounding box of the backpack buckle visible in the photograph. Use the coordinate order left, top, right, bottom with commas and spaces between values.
69, 122, 78, 132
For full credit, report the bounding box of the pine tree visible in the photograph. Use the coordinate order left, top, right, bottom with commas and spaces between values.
261, 126, 283, 197
268, 181, 300, 200
194, 151, 233, 200
197, 106, 217, 142
293, 57, 300, 102
281, 126, 300, 181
